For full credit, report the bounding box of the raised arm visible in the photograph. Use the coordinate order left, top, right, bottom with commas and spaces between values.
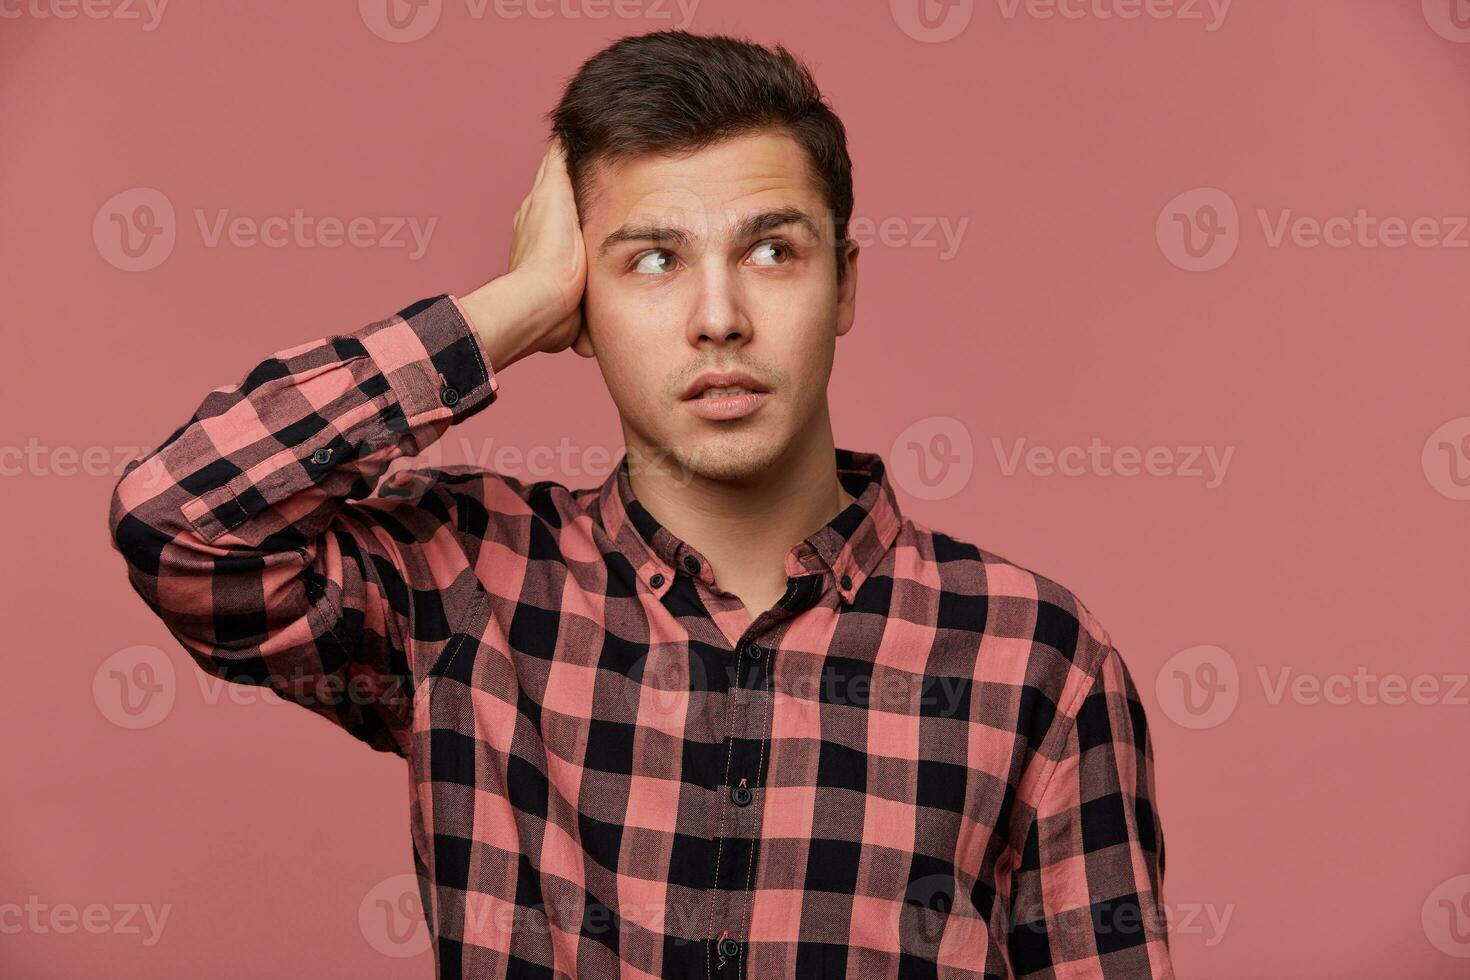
107, 294, 508, 753
106, 142, 588, 755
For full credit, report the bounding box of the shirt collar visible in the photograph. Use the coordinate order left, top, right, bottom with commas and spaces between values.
595, 447, 904, 606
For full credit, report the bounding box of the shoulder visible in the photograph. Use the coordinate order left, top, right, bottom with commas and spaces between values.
892, 514, 1116, 682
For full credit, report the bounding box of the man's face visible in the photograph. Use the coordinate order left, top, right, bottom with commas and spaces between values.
573, 129, 859, 484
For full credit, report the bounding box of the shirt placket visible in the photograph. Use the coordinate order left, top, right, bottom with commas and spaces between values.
699, 569, 821, 978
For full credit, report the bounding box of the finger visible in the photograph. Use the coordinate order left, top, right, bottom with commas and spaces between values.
552, 145, 576, 188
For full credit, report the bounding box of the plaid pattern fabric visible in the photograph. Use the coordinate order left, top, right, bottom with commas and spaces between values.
108, 294, 1174, 979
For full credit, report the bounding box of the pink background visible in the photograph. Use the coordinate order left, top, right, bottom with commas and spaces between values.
4, 1, 1469, 976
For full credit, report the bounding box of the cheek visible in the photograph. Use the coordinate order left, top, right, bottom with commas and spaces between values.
794, 339, 837, 396
585, 271, 678, 337
761, 299, 838, 380
583, 290, 673, 409
584, 280, 639, 361
581, 271, 619, 329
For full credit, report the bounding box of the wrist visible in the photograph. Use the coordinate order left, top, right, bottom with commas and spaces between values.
458, 274, 541, 373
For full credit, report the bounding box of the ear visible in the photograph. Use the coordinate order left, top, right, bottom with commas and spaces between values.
571, 310, 596, 358
835, 241, 860, 337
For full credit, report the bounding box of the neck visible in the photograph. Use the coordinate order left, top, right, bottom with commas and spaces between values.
624, 416, 854, 609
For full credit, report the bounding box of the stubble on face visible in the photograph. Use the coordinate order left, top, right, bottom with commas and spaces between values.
579, 131, 847, 489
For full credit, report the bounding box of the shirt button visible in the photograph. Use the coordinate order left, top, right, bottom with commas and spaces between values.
718, 937, 740, 957
440, 385, 460, 407
730, 784, 752, 807
310, 447, 332, 465
745, 643, 763, 661
840, 573, 853, 590
650, 573, 664, 588
682, 555, 700, 574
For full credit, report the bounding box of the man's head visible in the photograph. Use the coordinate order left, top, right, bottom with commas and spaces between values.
548, 30, 859, 485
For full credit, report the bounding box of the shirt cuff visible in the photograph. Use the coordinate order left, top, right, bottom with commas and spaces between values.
364, 294, 500, 438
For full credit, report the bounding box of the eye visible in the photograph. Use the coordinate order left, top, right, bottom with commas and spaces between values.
749, 240, 792, 266
633, 249, 679, 275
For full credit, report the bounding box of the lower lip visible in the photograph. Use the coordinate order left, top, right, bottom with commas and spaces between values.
682, 391, 770, 420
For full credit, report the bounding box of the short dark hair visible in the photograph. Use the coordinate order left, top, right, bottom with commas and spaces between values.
548, 30, 855, 282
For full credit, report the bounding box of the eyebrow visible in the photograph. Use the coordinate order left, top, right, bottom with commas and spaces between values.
597, 206, 823, 258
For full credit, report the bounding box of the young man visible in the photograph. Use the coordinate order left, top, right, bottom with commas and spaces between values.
108, 30, 1173, 980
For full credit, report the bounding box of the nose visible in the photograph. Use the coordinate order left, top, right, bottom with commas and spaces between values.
685, 260, 752, 349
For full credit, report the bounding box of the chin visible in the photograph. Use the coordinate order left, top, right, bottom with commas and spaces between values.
665, 427, 790, 485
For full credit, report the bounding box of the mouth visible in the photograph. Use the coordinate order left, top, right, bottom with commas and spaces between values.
681, 371, 770, 401
680, 372, 772, 421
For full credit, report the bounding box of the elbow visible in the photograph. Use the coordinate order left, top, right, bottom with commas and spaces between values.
107, 456, 179, 577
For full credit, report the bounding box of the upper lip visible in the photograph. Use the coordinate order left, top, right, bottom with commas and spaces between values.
682, 370, 769, 400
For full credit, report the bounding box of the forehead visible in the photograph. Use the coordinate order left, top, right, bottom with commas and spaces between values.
580, 129, 826, 238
